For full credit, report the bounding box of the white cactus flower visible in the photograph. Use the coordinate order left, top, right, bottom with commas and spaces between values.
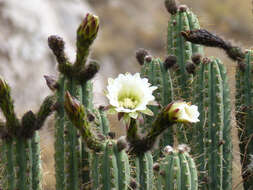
106, 73, 157, 119
168, 101, 200, 123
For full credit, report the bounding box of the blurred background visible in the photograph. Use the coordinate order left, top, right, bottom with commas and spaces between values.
0, 0, 252, 189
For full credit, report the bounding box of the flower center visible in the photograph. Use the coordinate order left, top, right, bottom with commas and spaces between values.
118, 97, 139, 109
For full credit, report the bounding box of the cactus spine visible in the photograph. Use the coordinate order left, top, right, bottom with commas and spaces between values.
154, 144, 198, 190
235, 50, 253, 190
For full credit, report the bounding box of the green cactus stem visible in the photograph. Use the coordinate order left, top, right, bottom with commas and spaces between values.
154, 144, 198, 190
166, 3, 204, 101
64, 92, 130, 190
138, 53, 174, 156
193, 57, 232, 190
235, 49, 253, 190
47, 13, 100, 190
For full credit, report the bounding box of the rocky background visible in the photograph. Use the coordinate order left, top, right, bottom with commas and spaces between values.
0, 0, 252, 189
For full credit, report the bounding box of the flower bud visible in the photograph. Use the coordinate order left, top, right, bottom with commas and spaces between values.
77, 13, 99, 44
167, 101, 200, 123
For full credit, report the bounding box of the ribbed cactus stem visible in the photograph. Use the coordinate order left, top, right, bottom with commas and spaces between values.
193, 57, 232, 190
140, 56, 174, 150
155, 145, 198, 190
54, 75, 65, 190
81, 81, 93, 188
64, 79, 81, 190
4, 139, 15, 190
133, 152, 153, 190
218, 62, 232, 190
167, 4, 203, 100
15, 138, 32, 190
31, 132, 42, 190
235, 50, 253, 190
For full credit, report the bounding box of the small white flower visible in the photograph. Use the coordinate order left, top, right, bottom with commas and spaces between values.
168, 101, 200, 123
106, 73, 157, 119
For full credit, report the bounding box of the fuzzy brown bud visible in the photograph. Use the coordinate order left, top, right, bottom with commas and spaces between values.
136, 49, 149, 65
164, 0, 178, 15
186, 61, 196, 74
191, 53, 202, 65
164, 55, 177, 70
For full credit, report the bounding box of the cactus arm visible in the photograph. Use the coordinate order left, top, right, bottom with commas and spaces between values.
101, 141, 118, 190
217, 60, 232, 190
64, 79, 82, 190
31, 132, 42, 190
178, 152, 191, 190
207, 60, 223, 190
181, 29, 244, 61
235, 50, 253, 189
113, 143, 130, 190
186, 155, 198, 190
35, 95, 55, 130
3, 139, 15, 190
15, 138, 32, 190
0, 78, 19, 134
186, 11, 204, 55
53, 75, 66, 190
127, 107, 174, 153
64, 91, 104, 151
99, 107, 110, 136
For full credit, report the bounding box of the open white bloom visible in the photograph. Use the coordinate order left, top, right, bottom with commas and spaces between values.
168, 101, 200, 123
106, 73, 157, 119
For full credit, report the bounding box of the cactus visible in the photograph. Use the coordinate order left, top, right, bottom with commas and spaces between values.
138, 52, 174, 149
154, 144, 198, 190
64, 91, 131, 190
165, 1, 204, 101
235, 49, 253, 190
0, 78, 55, 190
47, 13, 100, 190
192, 57, 232, 190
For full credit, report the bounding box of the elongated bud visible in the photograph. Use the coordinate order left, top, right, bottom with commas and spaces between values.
181, 29, 245, 61
64, 92, 81, 117
77, 13, 99, 45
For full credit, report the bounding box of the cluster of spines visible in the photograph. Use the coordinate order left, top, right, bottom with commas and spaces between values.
154, 144, 198, 190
